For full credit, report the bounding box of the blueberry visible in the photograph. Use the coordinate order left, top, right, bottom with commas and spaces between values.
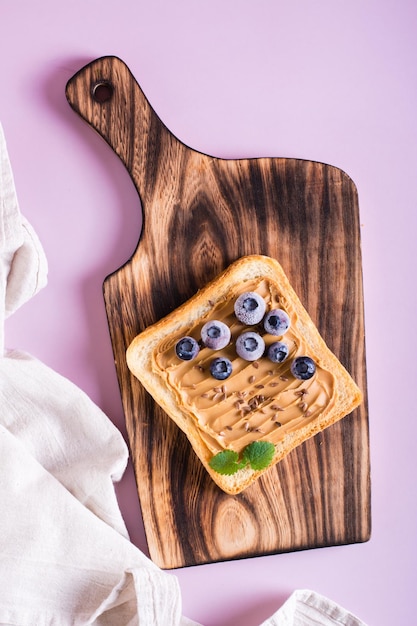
175, 336, 200, 361
234, 292, 266, 325
201, 320, 231, 350
264, 309, 291, 336
291, 356, 316, 380
267, 341, 289, 363
210, 357, 233, 380
235, 331, 265, 361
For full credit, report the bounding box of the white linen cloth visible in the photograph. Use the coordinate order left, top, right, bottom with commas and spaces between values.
0, 122, 368, 625
259, 589, 367, 626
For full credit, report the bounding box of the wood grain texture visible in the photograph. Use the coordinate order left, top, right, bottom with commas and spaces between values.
66, 56, 370, 569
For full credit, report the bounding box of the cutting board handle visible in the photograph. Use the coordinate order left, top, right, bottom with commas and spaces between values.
65, 56, 182, 204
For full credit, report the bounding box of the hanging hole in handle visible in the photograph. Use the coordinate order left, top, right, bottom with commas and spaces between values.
92, 81, 114, 103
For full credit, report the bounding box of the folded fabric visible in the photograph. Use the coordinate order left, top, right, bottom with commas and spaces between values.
0, 121, 368, 625
0, 126, 47, 346
0, 122, 198, 626
260, 589, 367, 626
0, 420, 187, 625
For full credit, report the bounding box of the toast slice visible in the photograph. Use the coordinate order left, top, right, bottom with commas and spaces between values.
126, 255, 362, 494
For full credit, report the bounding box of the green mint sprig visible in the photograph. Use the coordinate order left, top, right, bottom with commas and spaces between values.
209, 441, 275, 475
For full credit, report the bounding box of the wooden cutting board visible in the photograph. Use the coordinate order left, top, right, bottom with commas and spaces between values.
66, 56, 371, 569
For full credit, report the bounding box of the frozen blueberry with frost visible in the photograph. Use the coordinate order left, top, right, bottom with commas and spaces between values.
234, 292, 266, 325
201, 320, 231, 350
267, 341, 289, 363
291, 356, 316, 380
175, 336, 200, 361
264, 309, 291, 336
236, 331, 265, 361
210, 357, 233, 380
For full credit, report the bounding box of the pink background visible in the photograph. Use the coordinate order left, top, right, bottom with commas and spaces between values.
2, 1, 416, 624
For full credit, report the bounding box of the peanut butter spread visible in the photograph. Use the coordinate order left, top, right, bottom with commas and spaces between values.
153, 279, 336, 456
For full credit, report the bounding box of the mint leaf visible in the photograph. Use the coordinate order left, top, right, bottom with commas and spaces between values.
209, 441, 275, 475
242, 441, 275, 471
209, 450, 243, 475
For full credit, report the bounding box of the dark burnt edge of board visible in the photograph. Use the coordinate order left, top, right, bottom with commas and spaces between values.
173, 532, 372, 569
168, 428, 211, 565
